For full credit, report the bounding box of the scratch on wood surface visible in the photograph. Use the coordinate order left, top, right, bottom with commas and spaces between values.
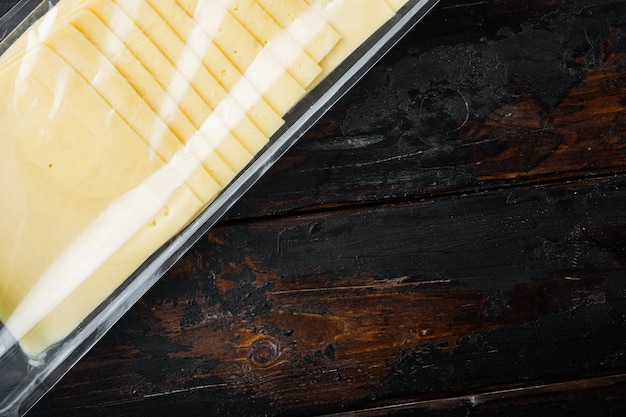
440, 1, 490, 10
319, 374, 626, 416
269, 278, 453, 295
293, 150, 426, 173
348, 151, 426, 168
142, 383, 228, 398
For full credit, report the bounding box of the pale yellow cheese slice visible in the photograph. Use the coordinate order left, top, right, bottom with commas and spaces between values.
133, 0, 277, 154
17, 180, 205, 356
304, 0, 395, 79
134, 0, 285, 143
255, 0, 342, 63
71, 9, 215, 142
0, 52, 156, 282
15, 55, 166, 201
69, 10, 239, 186
218, 0, 323, 89
0, 0, 93, 68
131, 0, 288, 140
44, 24, 223, 204
177, 0, 307, 115
0, 49, 206, 355
384, 0, 411, 12
2, 0, 283, 171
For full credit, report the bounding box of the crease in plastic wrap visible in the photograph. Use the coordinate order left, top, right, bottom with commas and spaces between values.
0, 0, 440, 415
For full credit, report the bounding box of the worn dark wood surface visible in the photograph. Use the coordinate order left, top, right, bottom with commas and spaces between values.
4, 0, 626, 415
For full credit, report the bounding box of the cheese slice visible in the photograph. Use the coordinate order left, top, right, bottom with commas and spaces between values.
136, 0, 279, 153
384, 0, 411, 12
70, 9, 239, 186
0, 49, 206, 354
44, 25, 224, 203
9, 165, 206, 356
305, 0, 395, 78
177, 0, 307, 114
217, 0, 323, 88
255, 0, 341, 63
20, 53, 166, 200
0, 0, 277, 151
138, 0, 285, 142
14, 174, 205, 356
0, 0, 88, 68
0, 50, 164, 231
109, 0, 269, 159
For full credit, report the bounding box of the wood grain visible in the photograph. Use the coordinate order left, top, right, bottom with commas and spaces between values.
229, 0, 626, 218
0, 0, 624, 415
31, 174, 626, 416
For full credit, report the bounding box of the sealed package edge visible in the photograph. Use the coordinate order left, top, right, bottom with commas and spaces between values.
0, 0, 440, 415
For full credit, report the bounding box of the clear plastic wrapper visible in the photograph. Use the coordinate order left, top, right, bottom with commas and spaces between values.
0, 0, 440, 415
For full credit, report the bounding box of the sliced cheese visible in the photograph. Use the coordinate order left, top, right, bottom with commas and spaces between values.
143, 0, 285, 142
70, 9, 238, 186
0, 0, 416, 356
21, 52, 166, 200
177, 0, 307, 114
44, 24, 223, 203
138, 0, 278, 153
384, 0, 411, 12
218, 0, 323, 88
15, 177, 205, 356
0, 49, 206, 355
305, 0, 395, 78
0, 52, 158, 282
255, 0, 342, 64
11, 164, 205, 356
0, 0, 88, 68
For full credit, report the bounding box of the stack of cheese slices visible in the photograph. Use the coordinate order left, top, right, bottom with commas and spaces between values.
0, 0, 409, 356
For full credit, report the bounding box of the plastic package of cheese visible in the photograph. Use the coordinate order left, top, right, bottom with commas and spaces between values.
0, 0, 440, 414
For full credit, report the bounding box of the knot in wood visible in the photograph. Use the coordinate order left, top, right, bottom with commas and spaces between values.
248, 337, 281, 368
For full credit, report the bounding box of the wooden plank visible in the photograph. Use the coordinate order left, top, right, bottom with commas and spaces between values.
31, 174, 626, 416
321, 374, 626, 416
229, 0, 626, 218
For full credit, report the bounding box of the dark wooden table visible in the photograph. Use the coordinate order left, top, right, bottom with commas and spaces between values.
4, 0, 626, 415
